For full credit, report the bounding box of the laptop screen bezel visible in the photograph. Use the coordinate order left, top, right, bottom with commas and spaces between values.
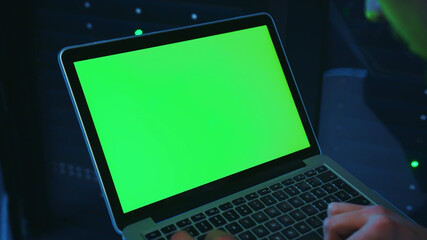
59, 13, 320, 230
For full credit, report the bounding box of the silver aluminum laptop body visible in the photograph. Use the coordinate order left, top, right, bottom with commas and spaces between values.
58, 13, 405, 240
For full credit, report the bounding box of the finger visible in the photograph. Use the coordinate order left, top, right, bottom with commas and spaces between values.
327, 202, 366, 217
324, 208, 370, 240
171, 231, 195, 240
205, 230, 235, 240
347, 214, 396, 240
324, 205, 394, 240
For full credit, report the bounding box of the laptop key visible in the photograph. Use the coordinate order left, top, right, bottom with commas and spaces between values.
145, 230, 161, 240
304, 170, 316, 177
288, 196, 305, 208
306, 177, 322, 187
270, 183, 283, 191
161, 224, 177, 234
317, 211, 328, 220
301, 205, 318, 216
252, 225, 270, 238
205, 207, 220, 216
235, 204, 253, 216
289, 209, 306, 221
348, 196, 370, 205
276, 202, 292, 213
283, 186, 300, 196
315, 166, 327, 173
306, 216, 323, 228
245, 192, 259, 201
264, 206, 281, 218
225, 222, 243, 234
222, 209, 240, 221
299, 192, 316, 203
323, 195, 339, 204
251, 211, 269, 223
312, 200, 328, 211
258, 188, 271, 195
281, 178, 295, 186
295, 182, 311, 191
195, 220, 213, 233
282, 227, 300, 239
239, 231, 257, 240
294, 222, 310, 234
331, 179, 346, 188
248, 199, 265, 211
218, 202, 233, 211
277, 214, 295, 226
260, 195, 277, 206
293, 174, 306, 182
238, 216, 256, 229
322, 183, 338, 194
191, 213, 206, 222
311, 188, 327, 198
232, 197, 246, 206
317, 171, 337, 183
176, 218, 191, 228
265, 219, 282, 232
343, 185, 359, 197
269, 232, 286, 240
209, 215, 227, 227
335, 190, 351, 201
272, 190, 288, 201
333, 179, 360, 197
183, 226, 199, 237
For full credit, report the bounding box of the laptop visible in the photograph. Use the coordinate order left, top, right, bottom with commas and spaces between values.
58, 13, 404, 240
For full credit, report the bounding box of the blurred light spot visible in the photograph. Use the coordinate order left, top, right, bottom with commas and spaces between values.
134, 29, 143, 35
411, 160, 419, 168
409, 184, 416, 190
135, 8, 141, 14
84, 1, 90, 8
191, 13, 198, 20
86, 22, 93, 29
406, 205, 413, 211
420, 114, 426, 121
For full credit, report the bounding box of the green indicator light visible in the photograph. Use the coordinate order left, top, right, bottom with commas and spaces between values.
411, 160, 419, 168
134, 29, 143, 36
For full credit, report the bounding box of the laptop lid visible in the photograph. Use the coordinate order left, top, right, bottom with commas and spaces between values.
58, 13, 320, 231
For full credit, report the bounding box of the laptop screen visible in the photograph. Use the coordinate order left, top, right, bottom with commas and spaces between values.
73, 25, 310, 214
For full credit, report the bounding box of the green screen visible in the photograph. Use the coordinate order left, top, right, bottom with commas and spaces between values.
74, 25, 310, 213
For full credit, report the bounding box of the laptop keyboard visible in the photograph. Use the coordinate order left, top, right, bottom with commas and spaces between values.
144, 166, 371, 240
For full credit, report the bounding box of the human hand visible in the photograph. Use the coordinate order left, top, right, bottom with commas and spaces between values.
171, 229, 235, 240
323, 202, 427, 240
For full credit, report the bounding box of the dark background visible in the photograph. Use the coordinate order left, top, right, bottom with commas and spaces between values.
0, 0, 426, 239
